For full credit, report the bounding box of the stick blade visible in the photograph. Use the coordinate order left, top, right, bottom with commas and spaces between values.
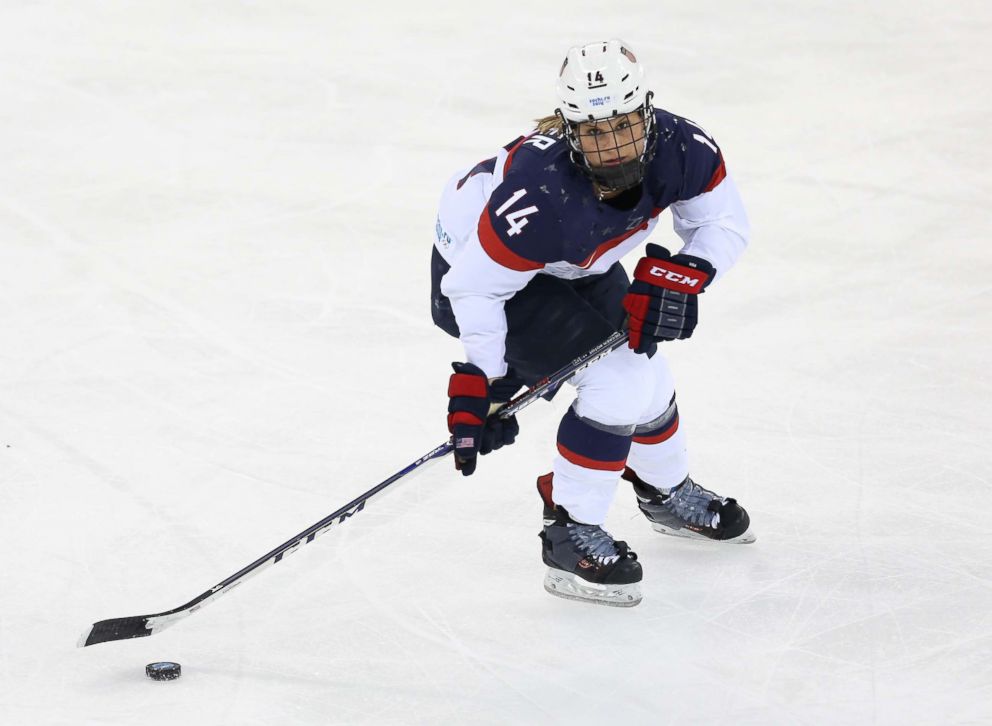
78, 616, 153, 648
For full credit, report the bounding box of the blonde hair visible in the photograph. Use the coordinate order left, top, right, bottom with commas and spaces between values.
534, 113, 566, 136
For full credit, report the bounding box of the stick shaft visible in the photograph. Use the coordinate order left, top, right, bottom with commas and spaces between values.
78, 331, 628, 647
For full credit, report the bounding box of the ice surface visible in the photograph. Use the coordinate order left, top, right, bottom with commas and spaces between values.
1, 1, 990, 724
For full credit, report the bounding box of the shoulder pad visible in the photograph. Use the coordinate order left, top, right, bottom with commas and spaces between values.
501, 131, 569, 174
656, 109, 726, 199
477, 178, 564, 270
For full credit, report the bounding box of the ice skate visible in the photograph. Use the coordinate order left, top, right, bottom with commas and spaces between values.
623, 468, 755, 543
537, 475, 642, 607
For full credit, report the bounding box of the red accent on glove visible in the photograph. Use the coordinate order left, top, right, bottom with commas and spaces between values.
631, 256, 711, 294
622, 293, 651, 351
447, 372, 488, 398
447, 410, 484, 432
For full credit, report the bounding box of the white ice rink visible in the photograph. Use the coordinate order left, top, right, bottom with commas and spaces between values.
2, 1, 990, 724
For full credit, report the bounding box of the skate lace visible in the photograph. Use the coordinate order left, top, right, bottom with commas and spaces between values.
567, 523, 621, 565
666, 478, 722, 528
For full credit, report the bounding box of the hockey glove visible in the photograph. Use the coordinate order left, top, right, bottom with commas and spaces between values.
622, 244, 716, 354
447, 363, 523, 476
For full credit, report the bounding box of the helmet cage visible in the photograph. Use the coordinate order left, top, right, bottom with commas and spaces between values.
558, 91, 657, 196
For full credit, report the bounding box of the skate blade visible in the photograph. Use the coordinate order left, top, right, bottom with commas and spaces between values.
543, 569, 642, 607
650, 523, 756, 544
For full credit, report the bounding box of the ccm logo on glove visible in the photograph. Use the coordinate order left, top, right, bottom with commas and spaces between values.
646, 265, 704, 290
622, 243, 717, 354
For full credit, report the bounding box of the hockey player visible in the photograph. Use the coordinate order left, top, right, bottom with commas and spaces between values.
432, 40, 754, 608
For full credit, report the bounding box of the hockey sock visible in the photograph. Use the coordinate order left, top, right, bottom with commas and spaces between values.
551, 407, 633, 524
626, 402, 689, 492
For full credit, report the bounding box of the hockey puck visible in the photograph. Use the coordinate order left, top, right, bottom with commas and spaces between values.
145, 662, 181, 681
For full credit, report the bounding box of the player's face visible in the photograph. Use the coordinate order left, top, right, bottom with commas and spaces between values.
575, 112, 646, 168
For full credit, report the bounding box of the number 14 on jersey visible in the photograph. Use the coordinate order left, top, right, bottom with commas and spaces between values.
494, 189, 539, 237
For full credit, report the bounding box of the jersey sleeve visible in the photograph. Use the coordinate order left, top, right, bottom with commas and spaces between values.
670, 122, 749, 282
440, 180, 561, 377
475, 178, 564, 270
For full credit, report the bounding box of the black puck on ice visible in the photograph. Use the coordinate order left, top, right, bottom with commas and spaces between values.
145, 662, 181, 681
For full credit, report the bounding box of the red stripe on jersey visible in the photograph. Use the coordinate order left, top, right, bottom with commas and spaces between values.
704, 158, 727, 192
632, 415, 680, 445
477, 207, 544, 272
556, 442, 627, 471
503, 137, 528, 175
575, 206, 666, 270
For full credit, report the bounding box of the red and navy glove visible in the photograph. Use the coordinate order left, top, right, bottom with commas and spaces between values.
447, 363, 523, 476
622, 244, 716, 354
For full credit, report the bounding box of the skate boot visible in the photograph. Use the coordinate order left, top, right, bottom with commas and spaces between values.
536, 474, 642, 607
623, 468, 755, 543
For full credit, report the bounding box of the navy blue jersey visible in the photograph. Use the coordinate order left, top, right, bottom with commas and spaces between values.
435, 107, 747, 377
478, 109, 727, 272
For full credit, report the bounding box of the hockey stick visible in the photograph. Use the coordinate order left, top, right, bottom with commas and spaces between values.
78, 330, 629, 647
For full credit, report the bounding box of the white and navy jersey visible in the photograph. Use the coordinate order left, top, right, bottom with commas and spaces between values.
435, 108, 750, 378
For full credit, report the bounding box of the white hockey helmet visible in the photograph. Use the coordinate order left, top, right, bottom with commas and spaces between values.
554, 40, 657, 195
556, 39, 649, 122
